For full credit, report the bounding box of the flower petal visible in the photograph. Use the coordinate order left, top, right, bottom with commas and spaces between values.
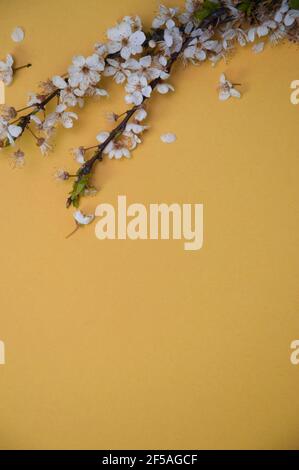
8, 124, 22, 137
11, 27, 24, 43
73, 210, 94, 225
96, 131, 110, 143
160, 133, 176, 144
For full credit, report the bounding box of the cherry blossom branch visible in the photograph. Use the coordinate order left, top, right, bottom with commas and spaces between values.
66, 6, 229, 207
2, 32, 157, 150
1, 0, 299, 223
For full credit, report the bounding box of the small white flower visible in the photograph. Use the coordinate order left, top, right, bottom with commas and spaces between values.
274, 0, 289, 23
152, 5, 179, 29
11, 27, 25, 43
73, 210, 94, 225
184, 38, 207, 62
103, 58, 130, 84
72, 146, 85, 164
0, 54, 14, 86
124, 55, 161, 81
44, 104, 78, 129
52, 76, 84, 108
107, 19, 146, 60
0, 117, 22, 145
125, 74, 152, 106
202, 39, 222, 53
160, 133, 176, 144
151, 56, 170, 80
68, 54, 104, 93
162, 23, 183, 55
179, 0, 202, 24
102, 131, 139, 160
218, 73, 241, 101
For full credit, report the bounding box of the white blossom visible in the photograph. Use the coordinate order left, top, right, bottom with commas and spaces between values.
52, 76, 84, 108
152, 5, 179, 29
123, 56, 161, 81
179, 0, 202, 24
99, 129, 142, 160
72, 146, 85, 164
0, 117, 22, 145
44, 104, 78, 129
162, 22, 183, 55
107, 19, 146, 60
68, 54, 105, 93
103, 58, 130, 84
160, 132, 176, 143
73, 210, 94, 225
274, 0, 289, 23
218, 73, 241, 101
125, 74, 152, 106
0, 54, 14, 86
11, 27, 25, 43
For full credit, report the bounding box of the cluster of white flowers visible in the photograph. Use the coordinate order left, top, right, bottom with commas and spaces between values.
180, 0, 299, 65
96, 107, 148, 160
86, 0, 299, 160
1, 1, 299, 169
0, 116, 22, 145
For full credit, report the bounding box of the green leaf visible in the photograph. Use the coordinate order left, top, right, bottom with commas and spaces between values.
194, 0, 220, 21
68, 174, 90, 207
290, 0, 299, 9
72, 196, 80, 208
237, 0, 253, 15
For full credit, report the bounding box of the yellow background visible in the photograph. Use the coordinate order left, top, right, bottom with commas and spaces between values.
0, 0, 298, 450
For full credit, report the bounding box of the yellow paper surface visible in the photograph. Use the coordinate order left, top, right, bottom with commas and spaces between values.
0, 0, 298, 450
